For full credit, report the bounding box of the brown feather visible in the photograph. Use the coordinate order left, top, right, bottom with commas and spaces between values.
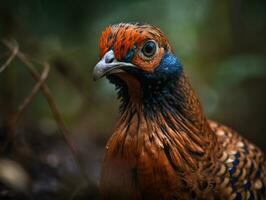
97, 23, 266, 200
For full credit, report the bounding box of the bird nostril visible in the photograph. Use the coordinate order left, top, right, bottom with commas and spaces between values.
106, 57, 114, 63
104, 50, 116, 63
105, 55, 115, 63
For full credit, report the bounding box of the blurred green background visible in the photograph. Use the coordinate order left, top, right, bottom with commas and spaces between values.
0, 0, 266, 199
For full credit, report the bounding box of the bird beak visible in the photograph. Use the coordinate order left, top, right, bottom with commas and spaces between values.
92, 50, 136, 81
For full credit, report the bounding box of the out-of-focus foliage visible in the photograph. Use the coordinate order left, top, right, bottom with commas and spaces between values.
0, 0, 265, 199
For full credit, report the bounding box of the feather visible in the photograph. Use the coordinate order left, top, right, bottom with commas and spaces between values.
94, 23, 266, 200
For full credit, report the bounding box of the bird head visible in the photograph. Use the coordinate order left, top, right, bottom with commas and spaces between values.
93, 23, 184, 110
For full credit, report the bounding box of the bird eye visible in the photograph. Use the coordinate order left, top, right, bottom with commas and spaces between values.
141, 40, 157, 58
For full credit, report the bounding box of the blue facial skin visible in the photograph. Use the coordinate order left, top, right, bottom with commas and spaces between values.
107, 51, 184, 116
123, 45, 137, 63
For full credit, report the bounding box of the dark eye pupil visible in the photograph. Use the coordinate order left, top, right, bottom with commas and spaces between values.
145, 43, 153, 53
142, 41, 156, 57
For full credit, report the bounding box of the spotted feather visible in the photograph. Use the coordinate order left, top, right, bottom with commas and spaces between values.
94, 23, 266, 200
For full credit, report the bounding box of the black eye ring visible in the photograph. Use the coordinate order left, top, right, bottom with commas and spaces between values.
141, 40, 157, 58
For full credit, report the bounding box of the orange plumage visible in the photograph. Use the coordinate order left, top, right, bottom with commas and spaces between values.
93, 23, 266, 200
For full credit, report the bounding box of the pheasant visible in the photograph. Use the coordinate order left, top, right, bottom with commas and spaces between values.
92, 23, 266, 200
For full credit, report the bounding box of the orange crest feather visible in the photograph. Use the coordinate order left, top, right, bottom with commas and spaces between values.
99, 23, 172, 71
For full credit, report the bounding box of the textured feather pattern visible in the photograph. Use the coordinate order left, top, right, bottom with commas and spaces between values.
97, 23, 266, 200
100, 74, 266, 200
209, 121, 266, 200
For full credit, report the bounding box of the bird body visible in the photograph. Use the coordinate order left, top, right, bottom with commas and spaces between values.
93, 23, 266, 200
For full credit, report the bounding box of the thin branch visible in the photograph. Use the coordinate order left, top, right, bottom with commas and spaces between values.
2, 39, 89, 184
4, 62, 50, 153
0, 39, 19, 73
14, 62, 50, 124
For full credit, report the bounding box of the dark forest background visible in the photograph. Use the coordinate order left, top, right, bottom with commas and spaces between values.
0, 0, 266, 199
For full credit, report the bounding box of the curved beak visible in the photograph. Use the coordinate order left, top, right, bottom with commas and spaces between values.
92, 50, 136, 81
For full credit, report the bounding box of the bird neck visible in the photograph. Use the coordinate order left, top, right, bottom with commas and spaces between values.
111, 71, 216, 170
114, 71, 209, 132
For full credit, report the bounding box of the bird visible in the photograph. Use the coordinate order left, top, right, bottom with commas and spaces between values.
92, 23, 266, 200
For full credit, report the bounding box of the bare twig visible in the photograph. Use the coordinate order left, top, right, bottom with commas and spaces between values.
2, 39, 89, 184
3, 62, 50, 152
14, 62, 50, 124
0, 39, 19, 73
